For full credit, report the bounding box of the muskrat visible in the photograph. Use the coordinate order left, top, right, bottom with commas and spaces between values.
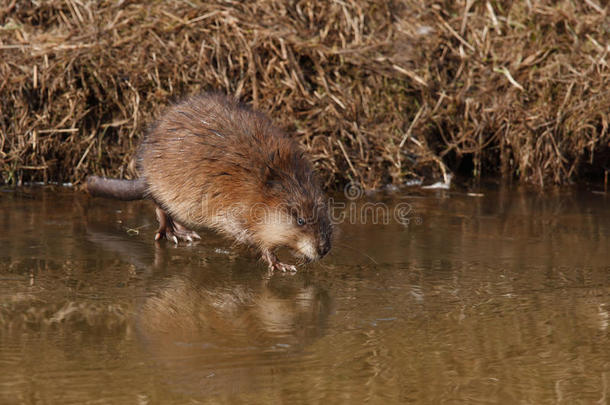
86, 93, 332, 272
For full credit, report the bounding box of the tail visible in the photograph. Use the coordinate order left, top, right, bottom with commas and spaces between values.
86, 176, 148, 201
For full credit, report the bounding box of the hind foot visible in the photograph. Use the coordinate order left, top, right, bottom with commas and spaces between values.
154, 207, 201, 244
262, 249, 297, 273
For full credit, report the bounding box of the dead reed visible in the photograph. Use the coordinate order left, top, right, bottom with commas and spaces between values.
1, 0, 608, 188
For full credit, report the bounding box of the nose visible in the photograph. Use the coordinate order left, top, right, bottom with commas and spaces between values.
317, 239, 331, 258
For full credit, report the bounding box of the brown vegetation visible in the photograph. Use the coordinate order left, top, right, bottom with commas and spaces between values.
1, 0, 608, 188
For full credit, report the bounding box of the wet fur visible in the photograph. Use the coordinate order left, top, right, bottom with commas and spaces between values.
137, 93, 332, 261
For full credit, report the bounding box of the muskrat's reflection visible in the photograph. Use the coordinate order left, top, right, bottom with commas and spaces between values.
86, 213, 332, 397
134, 272, 331, 397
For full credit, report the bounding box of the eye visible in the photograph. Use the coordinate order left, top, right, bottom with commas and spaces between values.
296, 217, 305, 226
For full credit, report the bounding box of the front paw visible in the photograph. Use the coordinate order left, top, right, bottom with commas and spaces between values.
261, 250, 298, 273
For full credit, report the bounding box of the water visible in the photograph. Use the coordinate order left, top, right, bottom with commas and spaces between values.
0, 185, 608, 404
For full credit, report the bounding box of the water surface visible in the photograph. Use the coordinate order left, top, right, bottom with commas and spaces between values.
0, 185, 609, 404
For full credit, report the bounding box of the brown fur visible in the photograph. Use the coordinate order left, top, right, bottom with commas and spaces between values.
138, 93, 332, 264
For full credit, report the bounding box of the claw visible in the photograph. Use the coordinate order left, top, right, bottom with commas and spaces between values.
277, 263, 297, 273
154, 206, 201, 245
262, 249, 298, 273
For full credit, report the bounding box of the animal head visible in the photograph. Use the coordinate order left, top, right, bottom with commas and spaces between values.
251, 149, 332, 262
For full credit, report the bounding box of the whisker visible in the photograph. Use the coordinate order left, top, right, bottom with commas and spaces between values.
334, 241, 378, 265
316, 260, 331, 270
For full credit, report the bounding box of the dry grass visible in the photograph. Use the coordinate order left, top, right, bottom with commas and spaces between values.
0, 0, 608, 189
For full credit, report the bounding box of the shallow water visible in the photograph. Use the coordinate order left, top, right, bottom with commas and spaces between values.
0, 185, 609, 404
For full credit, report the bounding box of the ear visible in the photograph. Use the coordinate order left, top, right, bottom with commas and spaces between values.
263, 165, 284, 192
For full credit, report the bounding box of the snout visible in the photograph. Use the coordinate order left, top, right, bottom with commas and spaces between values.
317, 238, 331, 258
296, 235, 331, 262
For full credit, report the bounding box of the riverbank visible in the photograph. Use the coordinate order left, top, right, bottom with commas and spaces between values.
1, 1, 608, 188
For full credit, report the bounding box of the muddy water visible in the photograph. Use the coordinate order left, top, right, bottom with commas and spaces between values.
0, 186, 608, 404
